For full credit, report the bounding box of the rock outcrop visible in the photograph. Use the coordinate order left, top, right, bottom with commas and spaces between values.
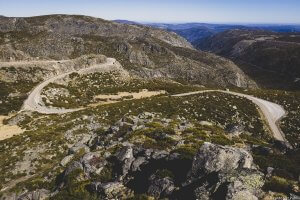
185, 142, 265, 200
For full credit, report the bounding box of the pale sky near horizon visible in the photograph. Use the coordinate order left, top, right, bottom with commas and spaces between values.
0, 0, 300, 24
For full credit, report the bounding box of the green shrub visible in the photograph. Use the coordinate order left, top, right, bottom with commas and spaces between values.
172, 144, 203, 160
210, 135, 234, 146
51, 169, 97, 200
263, 176, 294, 194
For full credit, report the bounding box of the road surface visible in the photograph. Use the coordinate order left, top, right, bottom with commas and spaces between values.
22, 58, 117, 114
172, 90, 286, 141
21, 60, 287, 142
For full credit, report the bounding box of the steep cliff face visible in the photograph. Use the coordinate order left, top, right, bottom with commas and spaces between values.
0, 15, 255, 88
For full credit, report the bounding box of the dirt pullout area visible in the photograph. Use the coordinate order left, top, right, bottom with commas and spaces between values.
90, 89, 166, 107
0, 116, 24, 141
94, 89, 166, 101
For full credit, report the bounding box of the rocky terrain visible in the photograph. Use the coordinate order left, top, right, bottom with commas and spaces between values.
195, 29, 300, 89
0, 14, 299, 200
1, 106, 299, 199
0, 15, 254, 88
0, 87, 299, 199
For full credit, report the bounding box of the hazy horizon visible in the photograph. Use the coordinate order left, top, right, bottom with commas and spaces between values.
1, 0, 300, 24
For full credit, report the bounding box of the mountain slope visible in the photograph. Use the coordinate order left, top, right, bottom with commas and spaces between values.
195, 29, 300, 89
0, 15, 255, 89
145, 22, 247, 43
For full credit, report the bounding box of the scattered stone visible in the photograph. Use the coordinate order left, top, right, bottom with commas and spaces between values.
199, 121, 213, 126
18, 189, 50, 200
60, 154, 74, 167
63, 161, 83, 177
80, 152, 107, 176
115, 146, 135, 177
68, 143, 90, 155
131, 156, 148, 172
267, 167, 274, 177
225, 123, 244, 136
92, 182, 134, 199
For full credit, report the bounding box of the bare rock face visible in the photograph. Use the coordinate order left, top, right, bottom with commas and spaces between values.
187, 142, 264, 200
189, 142, 254, 178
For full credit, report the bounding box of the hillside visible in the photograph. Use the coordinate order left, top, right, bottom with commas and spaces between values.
140, 22, 300, 44
195, 29, 300, 89
0, 15, 254, 88
0, 15, 299, 200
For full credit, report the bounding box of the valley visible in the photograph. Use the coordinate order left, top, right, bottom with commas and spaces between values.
0, 14, 299, 200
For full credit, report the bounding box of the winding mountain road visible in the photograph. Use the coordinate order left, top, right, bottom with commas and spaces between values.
21, 58, 287, 142
172, 90, 286, 141
22, 58, 117, 114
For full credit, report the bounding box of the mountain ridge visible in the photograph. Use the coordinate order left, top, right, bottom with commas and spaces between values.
0, 14, 254, 89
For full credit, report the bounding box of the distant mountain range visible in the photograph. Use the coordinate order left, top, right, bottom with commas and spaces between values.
114, 20, 300, 89
114, 20, 300, 43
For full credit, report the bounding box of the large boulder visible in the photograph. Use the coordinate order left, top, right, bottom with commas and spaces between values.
61, 152, 106, 185
60, 154, 74, 167
188, 142, 264, 200
189, 142, 254, 179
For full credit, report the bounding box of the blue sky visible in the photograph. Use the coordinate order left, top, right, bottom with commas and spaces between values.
0, 0, 299, 24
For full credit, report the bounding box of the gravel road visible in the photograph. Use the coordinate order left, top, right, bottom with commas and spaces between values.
21, 61, 287, 142
22, 58, 117, 114
172, 90, 286, 141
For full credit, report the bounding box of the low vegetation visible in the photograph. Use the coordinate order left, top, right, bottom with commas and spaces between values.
41, 71, 202, 109
235, 88, 300, 147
